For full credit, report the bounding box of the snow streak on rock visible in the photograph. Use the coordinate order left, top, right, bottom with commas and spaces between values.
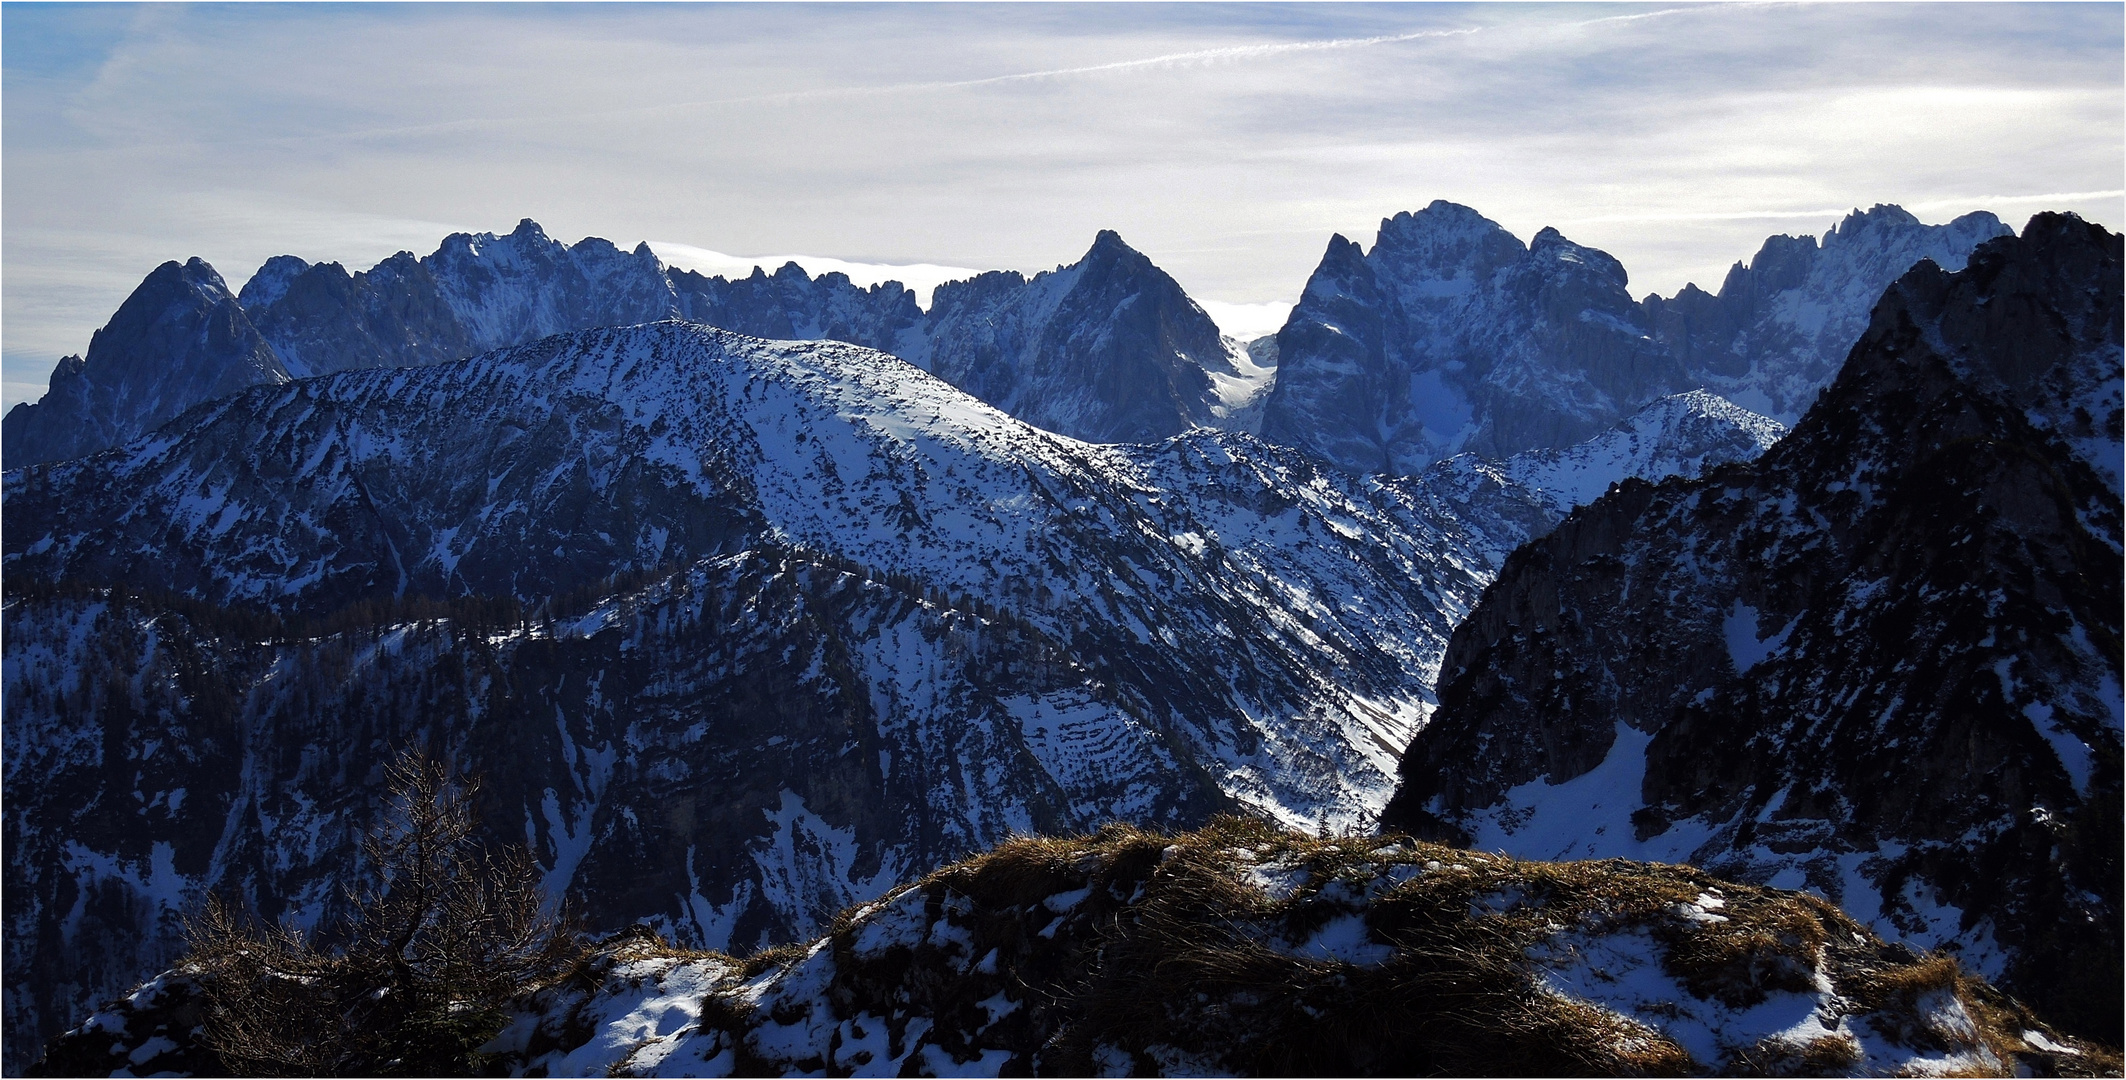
1386, 213, 2123, 1042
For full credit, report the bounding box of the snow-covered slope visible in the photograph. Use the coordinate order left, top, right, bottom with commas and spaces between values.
0, 321, 1783, 1067
1385, 214, 2123, 1041
1490, 390, 1786, 514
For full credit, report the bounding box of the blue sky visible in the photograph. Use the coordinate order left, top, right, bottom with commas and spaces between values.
4, 2, 2121, 410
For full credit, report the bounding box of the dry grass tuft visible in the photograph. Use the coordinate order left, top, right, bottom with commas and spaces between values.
168, 815, 2104, 1078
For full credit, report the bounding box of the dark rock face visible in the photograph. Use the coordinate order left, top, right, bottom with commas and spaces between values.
1265, 201, 2012, 475
241, 252, 480, 377
1642, 205, 2012, 422
241, 220, 692, 381
911, 230, 1250, 444
1384, 214, 2124, 1040
1262, 202, 1682, 473
668, 261, 921, 354
2, 259, 287, 467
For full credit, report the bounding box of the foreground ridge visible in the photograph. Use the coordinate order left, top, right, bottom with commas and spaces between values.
39, 819, 2117, 1078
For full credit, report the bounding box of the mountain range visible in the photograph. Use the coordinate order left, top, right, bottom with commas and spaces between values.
0, 319, 1777, 1066
7, 203, 2001, 475
2, 201, 2114, 1072
3, 221, 1257, 468
1261, 201, 2010, 473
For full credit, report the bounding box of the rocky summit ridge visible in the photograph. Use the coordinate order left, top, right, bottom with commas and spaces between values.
8, 201, 1996, 476
1264, 200, 2010, 474
1384, 213, 2123, 1040
2, 222, 1257, 468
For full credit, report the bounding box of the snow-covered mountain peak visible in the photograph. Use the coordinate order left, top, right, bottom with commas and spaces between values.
1369, 201, 1525, 293
1528, 226, 1630, 288
235, 253, 310, 309
905, 229, 1237, 443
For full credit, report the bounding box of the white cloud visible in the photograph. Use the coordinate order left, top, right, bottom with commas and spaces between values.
4, 3, 2118, 409
1196, 300, 1294, 344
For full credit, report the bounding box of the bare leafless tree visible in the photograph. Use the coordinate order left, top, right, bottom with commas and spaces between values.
184, 751, 584, 1076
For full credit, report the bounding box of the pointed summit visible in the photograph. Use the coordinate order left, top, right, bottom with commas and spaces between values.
913, 228, 1239, 443
3, 258, 286, 466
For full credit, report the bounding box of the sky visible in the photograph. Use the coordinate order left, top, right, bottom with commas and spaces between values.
4, 2, 2121, 411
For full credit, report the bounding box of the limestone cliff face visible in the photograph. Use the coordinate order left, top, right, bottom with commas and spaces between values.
1385, 214, 2124, 1040
1265, 201, 2011, 475
908, 230, 1254, 444
1261, 202, 1683, 474
2, 259, 287, 467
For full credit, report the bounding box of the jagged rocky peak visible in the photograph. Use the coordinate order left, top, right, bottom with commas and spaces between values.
234, 253, 310, 310
1528, 225, 1628, 287
1370, 199, 1526, 292
912, 228, 1259, 443
1263, 200, 1675, 475
1385, 212, 2123, 1041
1641, 203, 2014, 421
2, 257, 286, 468
1266, 199, 2019, 478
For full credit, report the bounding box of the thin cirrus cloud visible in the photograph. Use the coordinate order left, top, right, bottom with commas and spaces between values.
3, 3, 2119, 411
1568, 190, 2126, 225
